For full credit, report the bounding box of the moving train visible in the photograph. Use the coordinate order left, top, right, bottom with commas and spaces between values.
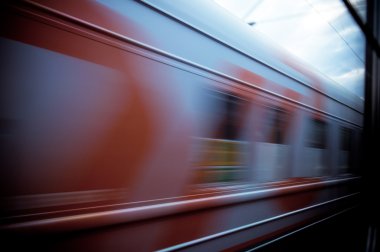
1, 0, 363, 251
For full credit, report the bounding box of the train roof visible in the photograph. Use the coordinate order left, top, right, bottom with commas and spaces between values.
21, 0, 364, 114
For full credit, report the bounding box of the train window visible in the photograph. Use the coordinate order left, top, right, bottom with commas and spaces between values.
253, 106, 291, 182
303, 118, 328, 176
192, 91, 249, 185
338, 127, 353, 174
262, 107, 289, 144
307, 119, 327, 149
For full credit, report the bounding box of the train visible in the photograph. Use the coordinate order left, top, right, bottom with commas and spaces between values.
0, 0, 363, 251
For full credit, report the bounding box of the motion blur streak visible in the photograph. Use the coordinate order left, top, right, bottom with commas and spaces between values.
0, 0, 362, 251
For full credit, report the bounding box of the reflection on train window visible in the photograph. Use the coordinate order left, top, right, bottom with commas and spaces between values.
192, 91, 249, 185
339, 127, 353, 173
254, 106, 291, 182
303, 118, 328, 176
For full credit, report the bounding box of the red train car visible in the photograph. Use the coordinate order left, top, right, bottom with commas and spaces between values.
1, 1, 363, 251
